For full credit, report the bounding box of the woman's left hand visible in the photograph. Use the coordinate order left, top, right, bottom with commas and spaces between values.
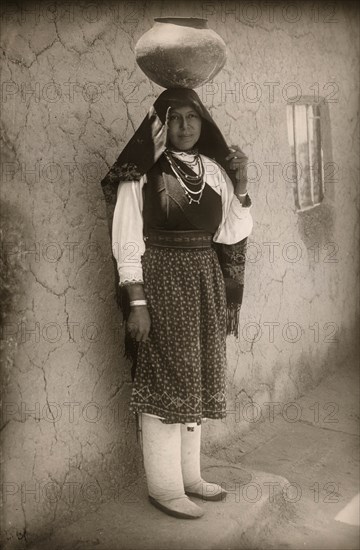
225, 145, 248, 189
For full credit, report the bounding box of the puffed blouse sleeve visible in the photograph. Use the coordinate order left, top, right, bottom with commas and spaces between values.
212, 164, 253, 245
112, 175, 146, 286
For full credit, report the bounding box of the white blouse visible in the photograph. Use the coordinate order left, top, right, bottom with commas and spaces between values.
112, 152, 253, 285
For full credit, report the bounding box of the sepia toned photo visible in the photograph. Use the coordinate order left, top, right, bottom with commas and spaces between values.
0, 1, 359, 549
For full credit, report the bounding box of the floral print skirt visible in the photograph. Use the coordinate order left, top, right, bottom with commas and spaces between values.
129, 244, 227, 424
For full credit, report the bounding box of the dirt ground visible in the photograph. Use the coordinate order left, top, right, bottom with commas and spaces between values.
210, 364, 360, 550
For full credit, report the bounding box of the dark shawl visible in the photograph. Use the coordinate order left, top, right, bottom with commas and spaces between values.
100, 88, 250, 379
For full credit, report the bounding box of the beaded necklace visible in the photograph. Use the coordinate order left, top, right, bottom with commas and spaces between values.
164, 150, 205, 205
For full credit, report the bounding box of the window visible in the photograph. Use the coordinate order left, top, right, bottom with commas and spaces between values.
286, 99, 325, 211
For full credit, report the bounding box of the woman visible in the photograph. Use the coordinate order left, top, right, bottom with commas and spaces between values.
101, 88, 253, 519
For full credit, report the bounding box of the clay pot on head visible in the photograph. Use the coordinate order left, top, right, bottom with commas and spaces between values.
135, 17, 227, 89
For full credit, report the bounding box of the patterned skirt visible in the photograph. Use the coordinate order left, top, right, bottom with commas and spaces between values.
129, 235, 227, 424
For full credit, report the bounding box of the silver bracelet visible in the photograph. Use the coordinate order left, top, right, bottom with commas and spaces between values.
129, 299, 147, 307
237, 191, 248, 197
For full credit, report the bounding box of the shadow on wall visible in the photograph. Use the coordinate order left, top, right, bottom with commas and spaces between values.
0, 202, 27, 385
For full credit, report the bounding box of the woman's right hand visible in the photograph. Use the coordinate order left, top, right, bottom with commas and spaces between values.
126, 306, 151, 342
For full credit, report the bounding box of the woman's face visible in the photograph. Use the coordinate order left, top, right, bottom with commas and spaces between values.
167, 106, 202, 151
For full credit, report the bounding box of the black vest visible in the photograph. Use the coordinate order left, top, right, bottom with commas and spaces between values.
142, 155, 222, 235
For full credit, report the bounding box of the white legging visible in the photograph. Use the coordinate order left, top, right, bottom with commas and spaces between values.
139, 413, 202, 500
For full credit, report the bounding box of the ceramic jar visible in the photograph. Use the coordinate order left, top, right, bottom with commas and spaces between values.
135, 17, 227, 89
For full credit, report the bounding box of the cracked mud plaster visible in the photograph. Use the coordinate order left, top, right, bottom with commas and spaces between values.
0, 1, 359, 546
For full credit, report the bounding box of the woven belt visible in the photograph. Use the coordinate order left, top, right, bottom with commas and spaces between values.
145, 229, 213, 249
